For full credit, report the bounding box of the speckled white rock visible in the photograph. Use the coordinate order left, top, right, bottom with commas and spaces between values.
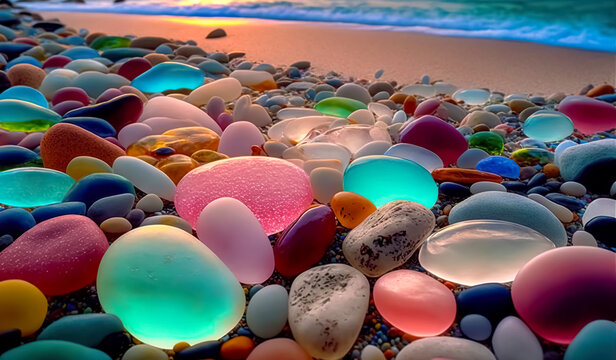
343, 200, 435, 277
246, 285, 288, 338
560, 181, 587, 197
527, 193, 574, 223
492, 316, 542, 360
289, 264, 369, 360
397, 336, 496, 360
361, 345, 386, 360
217, 121, 265, 157
136, 193, 163, 213
112, 156, 176, 201
310, 167, 343, 204
470, 181, 507, 194
571, 230, 598, 247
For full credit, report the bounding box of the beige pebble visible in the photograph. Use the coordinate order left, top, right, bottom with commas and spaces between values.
100, 217, 133, 234
527, 193, 574, 223
571, 230, 597, 247
303, 159, 344, 174
560, 181, 587, 197
310, 167, 343, 204
136, 193, 164, 213
7, 63, 46, 88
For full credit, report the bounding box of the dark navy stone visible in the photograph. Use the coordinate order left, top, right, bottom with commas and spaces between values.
595, 94, 616, 103
545, 193, 586, 211
501, 181, 527, 193
0, 234, 13, 251
0, 208, 36, 238
0, 145, 38, 167
439, 182, 471, 197
325, 78, 344, 88
456, 283, 515, 326
584, 216, 616, 248
0, 43, 33, 61
63, 173, 136, 208
60, 117, 117, 138
527, 173, 547, 188
0, 329, 21, 355
32, 21, 65, 31
544, 181, 562, 192
62, 94, 143, 133
96, 332, 131, 359
0, 72, 10, 94
31, 201, 87, 223
175, 340, 221, 360
86, 193, 135, 224
526, 186, 550, 195
125, 208, 145, 228
154, 147, 174, 156
573, 158, 616, 194
287, 67, 301, 79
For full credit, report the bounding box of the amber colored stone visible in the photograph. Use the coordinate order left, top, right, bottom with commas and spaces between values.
7, 63, 46, 88
155, 154, 200, 184
136, 155, 158, 165
330, 191, 377, 229
173, 341, 190, 353
403, 95, 417, 114
543, 163, 560, 178
190, 149, 228, 164
126, 127, 220, 158
506, 99, 536, 114
389, 93, 407, 104
586, 84, 614, 97
431, 168, 503, 184
246, 80, 277, 92
472, 124, 490, 133
220, 336, 254, 360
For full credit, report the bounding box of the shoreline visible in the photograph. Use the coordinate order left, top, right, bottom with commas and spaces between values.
39, 11, 616, 95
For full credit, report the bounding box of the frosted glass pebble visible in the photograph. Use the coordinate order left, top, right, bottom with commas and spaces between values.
65, 59, 109, 73
361, 345, 386, 360
185, 77, 242, 106
138, 96, 221, 135
246, 284, 288, 338
229, 70, 276, 91
582, 198, 616, 225
571, 230, 597, 247
217, 121, 265, 157
353, 140, 390, 158
400, 84, 436, 98
560, 181, 587, 197
470, 181, 507, 194
453, 89, 490, 105
284, 143, 352, 169
117, 123, 153, 148
276, 107, 320, 120
348, 109, 375, 124
460, 314, 492, 341
112, 156, 176, 201
368, 102, 393, 118
310, 167, 343, 204
492, 316, 542, 360
384, 143, 443, 172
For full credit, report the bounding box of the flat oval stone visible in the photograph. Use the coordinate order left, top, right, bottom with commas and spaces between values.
101, 48, 152, 62
246, 338, 311, 360
112, 156, 176, 201
0, 340, 111, 360
31, 202, 86, 223
457, 148, 490, 169
492, 316, 542, 360
397, 337, 495, 360
86, 193, 135, 224
452, 88, 490, 105
310, 167, 343, 204
64, 59, 108, 73
289, 264, 369, 360
335, 83, 371, 104
449, 191, 567, 247
138, 96, 221, 135
330, 191, 376, 229
374, 270, 455, 336
0, 86, 48, 108
468, 131, 504, 155
384, 143, 443, 172
0, 168, 75, 207
343, 200, 434, 277
63, 94, 143, 133
66, 156, 113, 181
230, 70, 276, 91
185, 78, 242, 107
60, 117, 117, 138
584, 216, 616, 247
314, 96, 368, 118
564, 320, 616, 360
511, 246, 616, 344
582, 198, 616, 225
63, 173, 136, 208
97, 225, 245, 349
176, 156, 313, 235
0, 209, 35, 240
246, 285, 288, 338
218, 121, 265, 157
419, 220, 554, 286
0, 279, 47, 337
511, 148, 554, 166
475, 156, 520, 178
457, 283, 515, 325
460, 314, 492, 341
132, 62, 204, 93
431, 168, 502, 184
558, 95, 616, 135
0, 99, 61, 132
558, 139, 616, 193
470, 181, 507, 194
343, 155, 438, 208
72, 71, 130, 98
0, 215, 108, 296
38, 314, 123, 347
523, 110, 574, 142
0, 145, 38, 168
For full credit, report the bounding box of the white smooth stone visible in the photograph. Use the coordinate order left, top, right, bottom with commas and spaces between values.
230, 69, 275, 87
310, 167, 343, 204
440, 100, 468, 122
560, 181, 587, 197
218, 121, 265, 157
263, 141, 288, 158
65, 59, 109, 73
285, 143, 352, 168
117, 123, 153, 148
397, 336, 496, 360
368, 102, 393, 118
138, 96, 222, 134
470, 181, 507, 194
242, 104, 272, 127
492, 316, 542, 360
112, 156, 176, 201
361, 345, 386, 360
274, 116, 339, 144
571, 230, 598, 247
392, 110, 407, 123
457, 148, 490, 169
185, 77, 242, 106
582, 198, 616, 225
348, 109, 375, 125
335, 83, 371, 104
384, 143, 444, 172
136, 193, 164, 213
39, 68, 80, 99
141, 117, 200, 134
246, 285, 288, 338
527, 193, 574, 223
354, 140, 390, 158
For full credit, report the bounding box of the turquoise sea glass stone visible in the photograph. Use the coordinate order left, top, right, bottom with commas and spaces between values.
0, 167, 75, 207
564, 320, 616, 360
101, 48, 152, 62
314, 96, 368, 117
59, 46, 99, 60
89, 36, 131, 51
343, 155, 438, 208
5, 56, 42, 70
0, 99, 61, 132
96, 225, 245, 349
0, 340, 111, 360
0, 86, 48, 108
131, 62, 205, 93
523, 110, 574, 142
468, 131, 504, 155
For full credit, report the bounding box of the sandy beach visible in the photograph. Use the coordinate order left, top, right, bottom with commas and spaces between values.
40, 11, 616, 95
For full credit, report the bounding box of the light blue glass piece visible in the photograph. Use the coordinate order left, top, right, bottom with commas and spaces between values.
5, 56, 42, 70
0, 86, 48, 108
59, 46, 100, 60
452, 89, 491, 105
131, 62, 205, 93
0, 99, 61, 131
57, 36, 86, 46
523, 110, 574, 142
0, 167, 75, 207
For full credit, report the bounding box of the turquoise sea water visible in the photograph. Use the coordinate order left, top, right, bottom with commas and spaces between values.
20, 0, 616, 52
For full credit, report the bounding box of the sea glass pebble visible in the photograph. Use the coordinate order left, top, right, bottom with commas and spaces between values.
452, 88, 490, 105
126, 127, 220, 159
511, 148, 554, 166
330, 191, 376, 229
492, 316, 543, 360
0, 99, 61, 132
246, 285, 288, 338
419, 220, 555, 286
314, 96, 368, 118
132, 62, 204, 93
37, 313, 123, 347
373, 270, 456, 336
112, 156, 176, 201
185, 77, 242, 106
460, 314, 492, 341
581, 198, 616, 225
97, 225, 245, 349
523, 110, 574, 142
343, 155, 438, 208
0, 279, 47, 336
558, 95, 616, 135
475, 156, 520, 178
0, 340, 112, 360
468, 131, 504, 155
0, 86, 48, 108
63, 173, 136, 208
229, 70, 276, 91
138, 96, 221, 134
564, 320, 616, 360
176, 156, 312, 235
384, 143, 444, 172
511, 246, 616, 344
66, 156, 113, 181
0, 167, 74, 207
218, 121, 265, 157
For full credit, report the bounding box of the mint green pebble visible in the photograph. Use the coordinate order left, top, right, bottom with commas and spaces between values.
0, 99, 61, 132
523, 110, 574, 142
96, 225, 245, 349
0, 167, 75, 207
468, 131, 504, 155
343, 155, 438, 208
564, 320, 616, 360
314, 96, 368, 117
131, 62, 205, 93
89, 36, 130, 51
0, 340, 111, 360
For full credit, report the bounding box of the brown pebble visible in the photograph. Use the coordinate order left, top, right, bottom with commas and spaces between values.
442, 204, 452, 215
586, 84, 614, 98
85, 32, 106, 45
543, 163, 560, 178
144, 53, 169, 66
175, 45, 207, 57
472, 124, 490, 133
206, 28, 227, 39
100, 217, 132, 233
7, 63, 46, 88
130, 36, 170, 49
0, 34, 6, 42
506, 99, 535, 114
389, 92, 407, 104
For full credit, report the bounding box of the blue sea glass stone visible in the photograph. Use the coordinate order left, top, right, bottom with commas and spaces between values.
475, 156, 520, 178
523, 110, 574, 142
0, 43, 33, 60
101, 48, 152, 62
59, 46, 100, 60
131, 62, 205, 93
31, 202, 86, 223
0, 167, 75, 207
5, 56, 42, 70
0, 145, 38, 168
0, 86, 48, 108
0, 99, 61, 132
63, 173, 135, 208
564, 320, 616, 360
0, 208, 36, 238
60, 117, 116, 138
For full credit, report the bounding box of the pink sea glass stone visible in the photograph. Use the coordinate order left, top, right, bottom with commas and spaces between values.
42, 55, 72, 69
52, 100, 84, 116
373, 269, 456, 337
0, 215, 109, 296
414, 98, 441, 117
558, 95, 616, 135
197, 197, 274, 284
176, 156, 313, 235
511, 246, 616, 344
217, 121, 265, 157
52, 87, 90, 106
399, 115, 468, 166
118, 58, 152, 81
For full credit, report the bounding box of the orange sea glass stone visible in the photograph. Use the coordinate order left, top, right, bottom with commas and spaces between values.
330, 191, 377, 229
190, 149, 229, 164
155, 154, 201, 184
126, 126, 219, 158
220, 336, 255, 360
431, 168, 503, 184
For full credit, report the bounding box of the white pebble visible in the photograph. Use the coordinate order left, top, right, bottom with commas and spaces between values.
571, 231, 597, 247
136, 194, 164, 213
560, 181, 587, 197
470, 181, 507, 194
361, 345, 386, 360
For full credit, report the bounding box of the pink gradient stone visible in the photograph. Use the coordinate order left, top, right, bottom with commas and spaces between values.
175, 156, 313, 235
51, 87, 90, 106
16, 132, 43, 149
0, 215, 109, 296
373, 269, 456, 337
96, 88, 124, 103
0, 130, 26, 145
558, 95, 616, 135
197, 197, 274, 284
511, 246, 616, 344
399, 115, 468, 166
217, 121, 265, 157
414, 98, 441, 117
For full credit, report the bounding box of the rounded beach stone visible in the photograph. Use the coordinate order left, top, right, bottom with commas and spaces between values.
475, 156, 520, 178
97, 225, 245, 349
100, 217, 133, 234
112, 156, 176, 201
118, 58, 152, 81
457, 283, 515, 326
40, 123, 125, 171
460, 314, 492, 341
138, 96, 222, 135
229, 70, 276, 91
457, 148, 490, 169
310, 167, 343, 204
558, 139, 616, 193
564, 320, 616, 360
0, 280, 47, 336
66, 156, 113, 181
571, 230, 597, 247
384, 143, 444, 172
335, 83, 371, 104
468, 131, 504, 155
511, 246, 616, 344
185, 77, 242, 107
246, 285, 288, 338
31, 202, 86, 223
0, 215, 109, 296
523, 110, 574, 142
558, 95, 616, 135
7, 63, 45, 88
217, 121, 265, 157
63, 173, 136, 209
0, 208, 35, 239
560, 181, 586, 197
397, 337, 495, 360
288, 264, 369, 360
131, 62, 204, 93
492, 316, 542, 360
448, 191, 567, 247
86, 193, 135, 224
121, 344, 168, 360
135, 193, 163, 213
361, 345, 385, 360
373, 270, 455, 336
343, 200, 435, 277
176, 156, 313, 235
461, 110, 501, 128
246, 338, 311, 360
37, 314, 123, 347
63, 94, 143, 133
0, 340, 112, 360
452, 88, 490, 105
220, 336, 254, 359
330, 191, 376, 229
470, 181, 507, 194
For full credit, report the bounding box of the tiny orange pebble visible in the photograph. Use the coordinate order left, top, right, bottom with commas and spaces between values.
388, 92, 407, 104
220, 336, 254, 360
443, 281, 457, 290
384, 349, 396, 359
173, 341, 190, 353
543, 163, 560, 178
403, 95, 417, 114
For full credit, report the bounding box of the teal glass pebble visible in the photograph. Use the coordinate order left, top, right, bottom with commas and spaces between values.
564, 320, 616, 360
0, 99, 61, 132
452, 88, 490, 105
5, 56, 42, 70
89, 36, 130, 51
343, 155, 438, 208
0, 340, 111, 360
59, 46, 99, 60
57, 36, 86, 46
37, 314, 123, 347
468, 131, 504, 155
101, 48, 152, 62
0, 24, 16, 40
314, 96, 368, 117
0, 167, 75, 207
132, 62, 205, 93
0, 86, 48, 108
523, 110, 574, 142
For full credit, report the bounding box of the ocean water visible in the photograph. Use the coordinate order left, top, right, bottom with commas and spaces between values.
19, 0, 616, 52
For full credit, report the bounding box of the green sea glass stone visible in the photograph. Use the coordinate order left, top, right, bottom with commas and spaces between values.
96, 225, 245, 349
0, 99, 61, 132
314, 96, 368, 117
0, 340, 111, 360
468, 131, 504, 155
343, 155, 438, 208
523, 110, 574, 142
511, 148, 555, 166
89, 36, 131, 51
0, 167, 75, 207
131, 62, 205, 93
